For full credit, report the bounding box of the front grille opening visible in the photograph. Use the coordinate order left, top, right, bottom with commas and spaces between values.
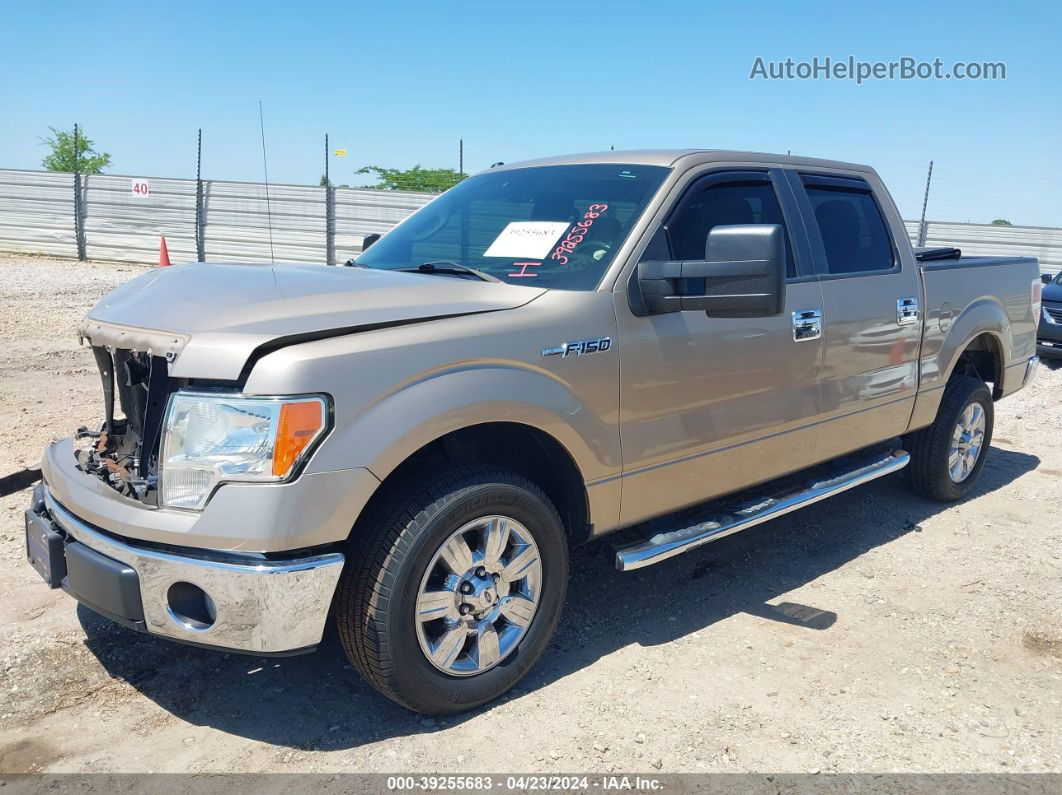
75, 347, 176, 504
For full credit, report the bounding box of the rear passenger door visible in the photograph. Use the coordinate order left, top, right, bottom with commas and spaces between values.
785, 171, 922, 458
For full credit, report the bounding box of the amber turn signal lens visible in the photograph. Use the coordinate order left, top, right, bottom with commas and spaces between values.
272, 400, 325, 477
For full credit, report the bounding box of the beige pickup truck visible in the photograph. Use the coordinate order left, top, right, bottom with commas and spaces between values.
26, 150, 1042, 714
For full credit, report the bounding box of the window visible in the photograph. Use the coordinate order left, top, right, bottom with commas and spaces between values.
666, 179, 795, 278
356, 164, 669, 291
804, 182, 895, 275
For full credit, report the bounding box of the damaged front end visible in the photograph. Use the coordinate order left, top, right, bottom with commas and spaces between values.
75, 346, 174, 504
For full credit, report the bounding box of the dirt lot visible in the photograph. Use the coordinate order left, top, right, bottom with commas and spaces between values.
0, 253, 1059, 775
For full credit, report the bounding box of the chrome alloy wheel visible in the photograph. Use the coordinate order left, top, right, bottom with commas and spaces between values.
414, 515, 542, 676
948, 402, 986, 483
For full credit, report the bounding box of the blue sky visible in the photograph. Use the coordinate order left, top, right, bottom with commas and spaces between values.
1, 1, 1059, 225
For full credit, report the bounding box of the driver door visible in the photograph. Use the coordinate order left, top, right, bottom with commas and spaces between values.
614, 167, 826, 525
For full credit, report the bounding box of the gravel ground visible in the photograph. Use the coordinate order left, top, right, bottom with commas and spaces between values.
0, 253, 1059, 775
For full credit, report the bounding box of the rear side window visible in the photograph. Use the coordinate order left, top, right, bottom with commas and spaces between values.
804, 182, 895, 275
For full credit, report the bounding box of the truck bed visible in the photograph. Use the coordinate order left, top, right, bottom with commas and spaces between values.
919, 253, 1040, 272
914, 253, 1040, 427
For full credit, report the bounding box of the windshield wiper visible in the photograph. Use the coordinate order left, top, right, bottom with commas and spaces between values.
398, 261, 500, 283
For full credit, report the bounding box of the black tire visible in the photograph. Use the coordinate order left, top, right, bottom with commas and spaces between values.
335, 465, 568, 715
906, 375, 994, 502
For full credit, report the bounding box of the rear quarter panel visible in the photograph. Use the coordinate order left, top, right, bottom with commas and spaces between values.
910, 257, 1039, 430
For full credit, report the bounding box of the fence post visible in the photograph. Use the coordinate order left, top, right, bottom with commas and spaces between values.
72, 123, 86, 260
73, 172, 86, 260
195, 128, 205, 261
325, 184, 336, 266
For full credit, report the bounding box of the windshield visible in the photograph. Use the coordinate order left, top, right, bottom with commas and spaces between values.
356, 164, 669, 290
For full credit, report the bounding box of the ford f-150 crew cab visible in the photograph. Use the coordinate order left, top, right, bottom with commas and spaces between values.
25, 150, 1042, 715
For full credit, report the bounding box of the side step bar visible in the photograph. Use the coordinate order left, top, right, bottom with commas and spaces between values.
615, 449, 910, 572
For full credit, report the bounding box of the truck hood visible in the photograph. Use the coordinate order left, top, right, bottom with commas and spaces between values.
79, 262, 546, 380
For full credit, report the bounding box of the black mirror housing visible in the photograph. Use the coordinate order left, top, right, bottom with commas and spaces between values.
635, 224, 786, 317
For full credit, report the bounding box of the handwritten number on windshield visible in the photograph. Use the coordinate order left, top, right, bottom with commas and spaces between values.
548, 204, 609, 267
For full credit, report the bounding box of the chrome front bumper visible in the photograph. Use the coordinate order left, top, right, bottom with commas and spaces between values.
40, 486, 344, 654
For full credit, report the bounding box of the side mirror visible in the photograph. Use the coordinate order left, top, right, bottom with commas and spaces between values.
635, 224, 786, 317
1041, 273, 1053, 285
362, 232, 381, 251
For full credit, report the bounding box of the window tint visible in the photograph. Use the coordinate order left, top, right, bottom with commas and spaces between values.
667, 180, 795, 278
805, 186, 894, 274
641, 226, 671, 262
356, 164, 668, 290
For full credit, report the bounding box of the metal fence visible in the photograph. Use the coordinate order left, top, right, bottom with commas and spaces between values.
903, 220, 1062, 275
1, 168, 1059, 274
0, 168, 433, 265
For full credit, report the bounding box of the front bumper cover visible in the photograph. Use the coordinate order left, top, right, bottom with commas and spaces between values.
41, 436, 380, 553
1038, 306, 1062, 356
30, 483, 344, 655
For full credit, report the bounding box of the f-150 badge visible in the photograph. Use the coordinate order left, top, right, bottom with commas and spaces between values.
541, 337, 613, 358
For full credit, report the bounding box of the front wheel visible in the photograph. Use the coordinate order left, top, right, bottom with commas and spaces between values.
906, 375, 994, 502
335, 466, 568, 715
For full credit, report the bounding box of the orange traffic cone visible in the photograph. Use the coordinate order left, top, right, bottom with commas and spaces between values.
158, 235, 171, 267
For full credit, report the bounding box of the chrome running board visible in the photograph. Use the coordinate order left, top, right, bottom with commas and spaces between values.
615, 449, 910, 572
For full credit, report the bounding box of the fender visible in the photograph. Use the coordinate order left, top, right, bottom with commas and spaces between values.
351, 372, 612, 477
909, 295, 1009, 430
312, 365, 622, 531
241, 289, 623, 529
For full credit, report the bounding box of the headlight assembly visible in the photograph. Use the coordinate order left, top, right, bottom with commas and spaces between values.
160, 392, 329, 510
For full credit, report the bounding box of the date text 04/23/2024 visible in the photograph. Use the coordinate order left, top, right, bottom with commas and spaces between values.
385, 775, 664, 791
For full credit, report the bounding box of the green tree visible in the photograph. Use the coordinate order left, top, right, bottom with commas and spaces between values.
991, 219, 1012, 226
356, 165, 466, 193
40, 126, 112, 173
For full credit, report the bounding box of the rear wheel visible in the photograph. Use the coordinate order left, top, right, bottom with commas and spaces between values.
906, 375, 994, 502
335, 465, 568, 714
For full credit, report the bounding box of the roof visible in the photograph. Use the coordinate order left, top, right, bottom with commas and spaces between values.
487, 149, 875, 175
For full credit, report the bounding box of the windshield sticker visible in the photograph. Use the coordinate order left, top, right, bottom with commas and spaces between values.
484, 221, 570, 260
548, 204, 609, 266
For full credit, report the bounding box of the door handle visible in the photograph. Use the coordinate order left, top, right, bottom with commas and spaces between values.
792, 309, 822, 341
896, 297, 919, 325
